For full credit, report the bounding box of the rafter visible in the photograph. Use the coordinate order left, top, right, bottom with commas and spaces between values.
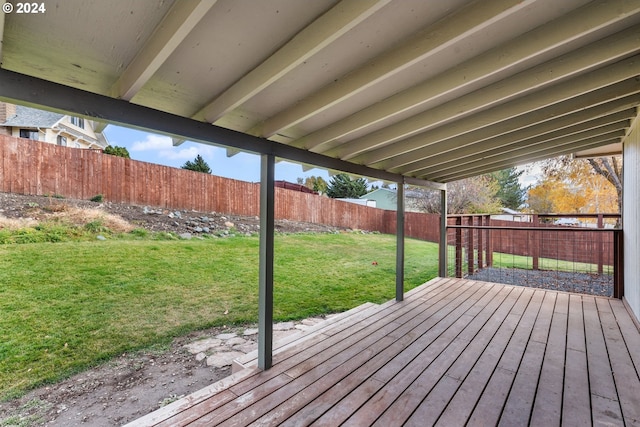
299, 0, 640, 153
111, 0, 217, 101
352, 59, 640, 169
336, 26, 640, 161
430, 134, 623, 182
193, 0, 391, 123
257, 0, 528, 138
395, 107, 638, 175
420, 122, 630, 178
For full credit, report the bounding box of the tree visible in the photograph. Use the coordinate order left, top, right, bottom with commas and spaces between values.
301, 176, 328, 194
491, 167, 526, 209
326, 173, 368, 198
412, 175, 502, 214
532, 155, 622, 213
103, 145, 130, 158
181, 155, 212, 174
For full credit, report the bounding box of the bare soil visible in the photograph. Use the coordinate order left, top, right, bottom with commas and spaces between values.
0, 192, 344, 426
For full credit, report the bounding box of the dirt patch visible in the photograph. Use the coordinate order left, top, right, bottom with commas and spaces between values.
0, 325, 238, 426
0, 192, 347, 426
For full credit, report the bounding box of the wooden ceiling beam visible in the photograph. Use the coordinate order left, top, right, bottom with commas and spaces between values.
110, 0, 217, 101
395, 106, 638, 175
430, 134, 623, 182
194, 0, 391, 123
258, 0, 527, 138
301, 0, 640, 153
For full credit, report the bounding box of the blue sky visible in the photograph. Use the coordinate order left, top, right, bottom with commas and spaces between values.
104, 125, 332, 184
103, 124, 539, 187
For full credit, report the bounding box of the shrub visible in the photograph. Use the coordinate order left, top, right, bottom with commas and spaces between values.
90, 194, 104, 203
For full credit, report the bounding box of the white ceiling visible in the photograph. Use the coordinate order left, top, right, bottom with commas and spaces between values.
1, 0, 638, 182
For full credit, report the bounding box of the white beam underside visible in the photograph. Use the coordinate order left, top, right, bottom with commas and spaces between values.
111, 0, 217, 101
422, 124, 629, 177
258, 0, 528, 138
349, 54, 640, 167
335, 26, 640, 161
195, 0, 391, 123
397, 107, 637, 174
299, 0, 640, 153
432, 135, 622, 182
387, 85, 640, 175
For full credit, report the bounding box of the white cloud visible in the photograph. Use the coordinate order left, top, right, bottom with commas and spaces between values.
129, 134, 215, 161
130, 134, 173, 151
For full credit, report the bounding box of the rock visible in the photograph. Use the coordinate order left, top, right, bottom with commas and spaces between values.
202, 227, 210, 233
234, 342, 259, 353
168, 212, 174, 219
243, 328, 259, 336
174, 211, 182, 219
193, 227, 203, 233
224, 221, 235, 228
96, 235, 106, 241
184, 338, 223, 354
200, 216, 209, 222
195, 353, 207, 362
273, 322, 295, 331
206, 351, 245, 368
215, 333, 237, 340
179, 233, 192, 240
225, 337, 247, 347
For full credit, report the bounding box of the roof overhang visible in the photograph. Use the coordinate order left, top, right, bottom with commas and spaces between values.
0, 0, 638, 183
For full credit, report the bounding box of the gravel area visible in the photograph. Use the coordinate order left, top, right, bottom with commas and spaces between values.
466, 267, 613, 297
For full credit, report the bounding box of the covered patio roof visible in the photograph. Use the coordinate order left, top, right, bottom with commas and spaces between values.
0, 0, 638, 183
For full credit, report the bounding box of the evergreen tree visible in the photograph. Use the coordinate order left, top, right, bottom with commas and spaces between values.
181, 154, 212, 174
326, 173, 368, 198
492, 167, 526, 209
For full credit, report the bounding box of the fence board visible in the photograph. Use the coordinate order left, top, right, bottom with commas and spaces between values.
0, 136, 442, 242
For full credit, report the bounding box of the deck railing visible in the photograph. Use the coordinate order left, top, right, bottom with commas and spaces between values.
446, 214, 623, 298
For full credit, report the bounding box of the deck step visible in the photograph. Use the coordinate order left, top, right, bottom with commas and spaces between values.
232, 302, 380, 372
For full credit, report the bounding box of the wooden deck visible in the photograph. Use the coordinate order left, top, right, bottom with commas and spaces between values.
126, 278, 640, 426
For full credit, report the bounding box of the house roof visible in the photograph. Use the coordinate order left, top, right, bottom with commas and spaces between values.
2, 105, 63, 128
0, 0, 638, 183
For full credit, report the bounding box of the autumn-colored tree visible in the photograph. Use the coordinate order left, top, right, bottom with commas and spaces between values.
531, 155, 622, 213
302, 176, 328, 194
527, 179, 586, 213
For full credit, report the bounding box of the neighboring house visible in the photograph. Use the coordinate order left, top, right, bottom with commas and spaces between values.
0, 102, 108, 149
491, 208, 532, 222
361, 188, 424, 212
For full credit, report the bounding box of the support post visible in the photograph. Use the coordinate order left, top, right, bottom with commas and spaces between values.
532, 214, 539, 270
396, 181, 405, 302
258, 153, 275, 370
439, 188, 448, 277
467, 216, 475, 275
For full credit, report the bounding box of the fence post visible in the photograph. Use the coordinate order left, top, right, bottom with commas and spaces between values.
478, 215, 484, 269
597, 214, 604, 275
486, 215, 493, 267
532, 214, 539, 270
467, 216, 475, 275
439, 189, 448, 277
455, 216, 462, 278
613, 229, 624, 299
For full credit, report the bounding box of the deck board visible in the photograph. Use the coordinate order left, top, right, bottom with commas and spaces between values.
125, 278, 640, 427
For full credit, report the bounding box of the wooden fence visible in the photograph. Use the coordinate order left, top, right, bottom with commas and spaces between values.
0, 135, 441, 241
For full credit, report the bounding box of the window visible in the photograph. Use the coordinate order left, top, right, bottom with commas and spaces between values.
70, 117, 84, 128
19, 129, 39, 140
57, 136, 67, 146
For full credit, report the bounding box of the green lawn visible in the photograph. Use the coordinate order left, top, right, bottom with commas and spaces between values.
0, 233, 439, 399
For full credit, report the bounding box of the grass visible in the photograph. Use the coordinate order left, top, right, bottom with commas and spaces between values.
0, 233, 439, 400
